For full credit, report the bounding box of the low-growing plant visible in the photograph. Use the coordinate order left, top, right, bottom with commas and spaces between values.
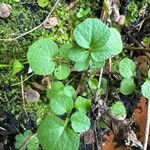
26, 18, 123, 150
109, 101, 127, 120
15, 130, 39, 150
119, 58, 136, 95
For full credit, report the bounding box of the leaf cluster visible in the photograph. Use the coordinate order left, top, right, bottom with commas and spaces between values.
26, 18, 123, 150
119, 58, 136, 95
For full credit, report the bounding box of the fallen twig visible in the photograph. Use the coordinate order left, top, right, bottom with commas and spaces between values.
0, 0, 60, 41
143, 100, 150, 150
124, 47, 150, 53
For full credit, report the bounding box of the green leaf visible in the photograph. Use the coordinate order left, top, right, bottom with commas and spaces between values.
60, 43, 72, 60
74, 61, 89, 71
54, 64, 70, 80
50, 94, 73, 115
15, 130, 39, 150
109, 101, 126, 118
63, 85, 76, 98
120, 78, 136, 95
101, 78, 108, 95
141, 80, 150, 100
12, 59, 24, 76
88, 77, 98, 90
37, 115, 79, 150
119, 58, 136, 78
37, 0, 49, 8
75, 96, 91, 112
27, 38, 59, 75
71, 111, 91, 133
47, 81, 64, 100
91, 28, 123, 62
27, 136, 39, 150
69, 47, 89, 62
89, 59, 105, 69
73, 18, 110, 49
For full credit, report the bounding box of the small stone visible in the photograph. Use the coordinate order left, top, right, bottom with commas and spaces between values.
0, 3, 11, 18
24, 88, 40, 102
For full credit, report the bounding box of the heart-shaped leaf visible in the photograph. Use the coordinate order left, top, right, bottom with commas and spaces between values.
37, 115, 79, 150
54, 64, 70, 80
120, 78, 136, 95
50, 94, 73, 115
71, 111, 90, 133
75, 96, 91, 112
119, 58, 136, 78
27, 38, 59, 75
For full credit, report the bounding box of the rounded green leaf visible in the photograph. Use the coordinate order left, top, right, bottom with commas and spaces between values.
71, 111, 91, 133
141, 80, 150, 100
27, 38, 59, 75
47, 81, 64, 99
12, 59, 24, 76
60, 43, 72, 60
120, 78, 136, 95
119, 58, 136, 78
91, 28, 123, 62
88, 77, 98, 90
27, 136, 39, 150
75, 96, 91, 112
54, 64, 70, 80
89, 59, 105, 69
69, 47, 89, 62
37, 115, 79, 150
37, 0, 49, 8
63, 85, 76, 98
50, 94, 73, 115
109, 101, 126, 118
74, 61, 89, 71
73, 18, 110, 49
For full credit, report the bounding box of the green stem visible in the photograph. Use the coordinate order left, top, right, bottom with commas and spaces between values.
11, 73, 34, 86
0, 64, 10, 68
64, 112, 71, 128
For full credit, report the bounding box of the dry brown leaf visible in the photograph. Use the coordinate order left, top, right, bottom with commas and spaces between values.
133, 97, 150, 144
65, 1, 75, 11
31, 82, 45, 91
44, 16, 58, 29
41, 76, 52, 88
102, 131, 127, 150
83, 129, 94, 144
134, 55, 150, 76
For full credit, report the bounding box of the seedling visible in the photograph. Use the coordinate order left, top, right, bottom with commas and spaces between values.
119, 58, 136, 95
27, 18, 123, 150
15, 130, 39, 150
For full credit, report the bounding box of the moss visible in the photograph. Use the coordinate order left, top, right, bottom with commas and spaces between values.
125, 0, 148, 25
0, 0, 96, 117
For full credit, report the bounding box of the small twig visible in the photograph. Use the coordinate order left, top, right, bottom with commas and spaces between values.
109, 58, 112, 73
11, 73, 34, 86
124, 47, 150, 53
20, 75, 27, 116
0, 127, 6, 131
0, 0, 60, 41
122, 27, 145, 47
95, 68, 104, 101
143, 100, 150, 150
